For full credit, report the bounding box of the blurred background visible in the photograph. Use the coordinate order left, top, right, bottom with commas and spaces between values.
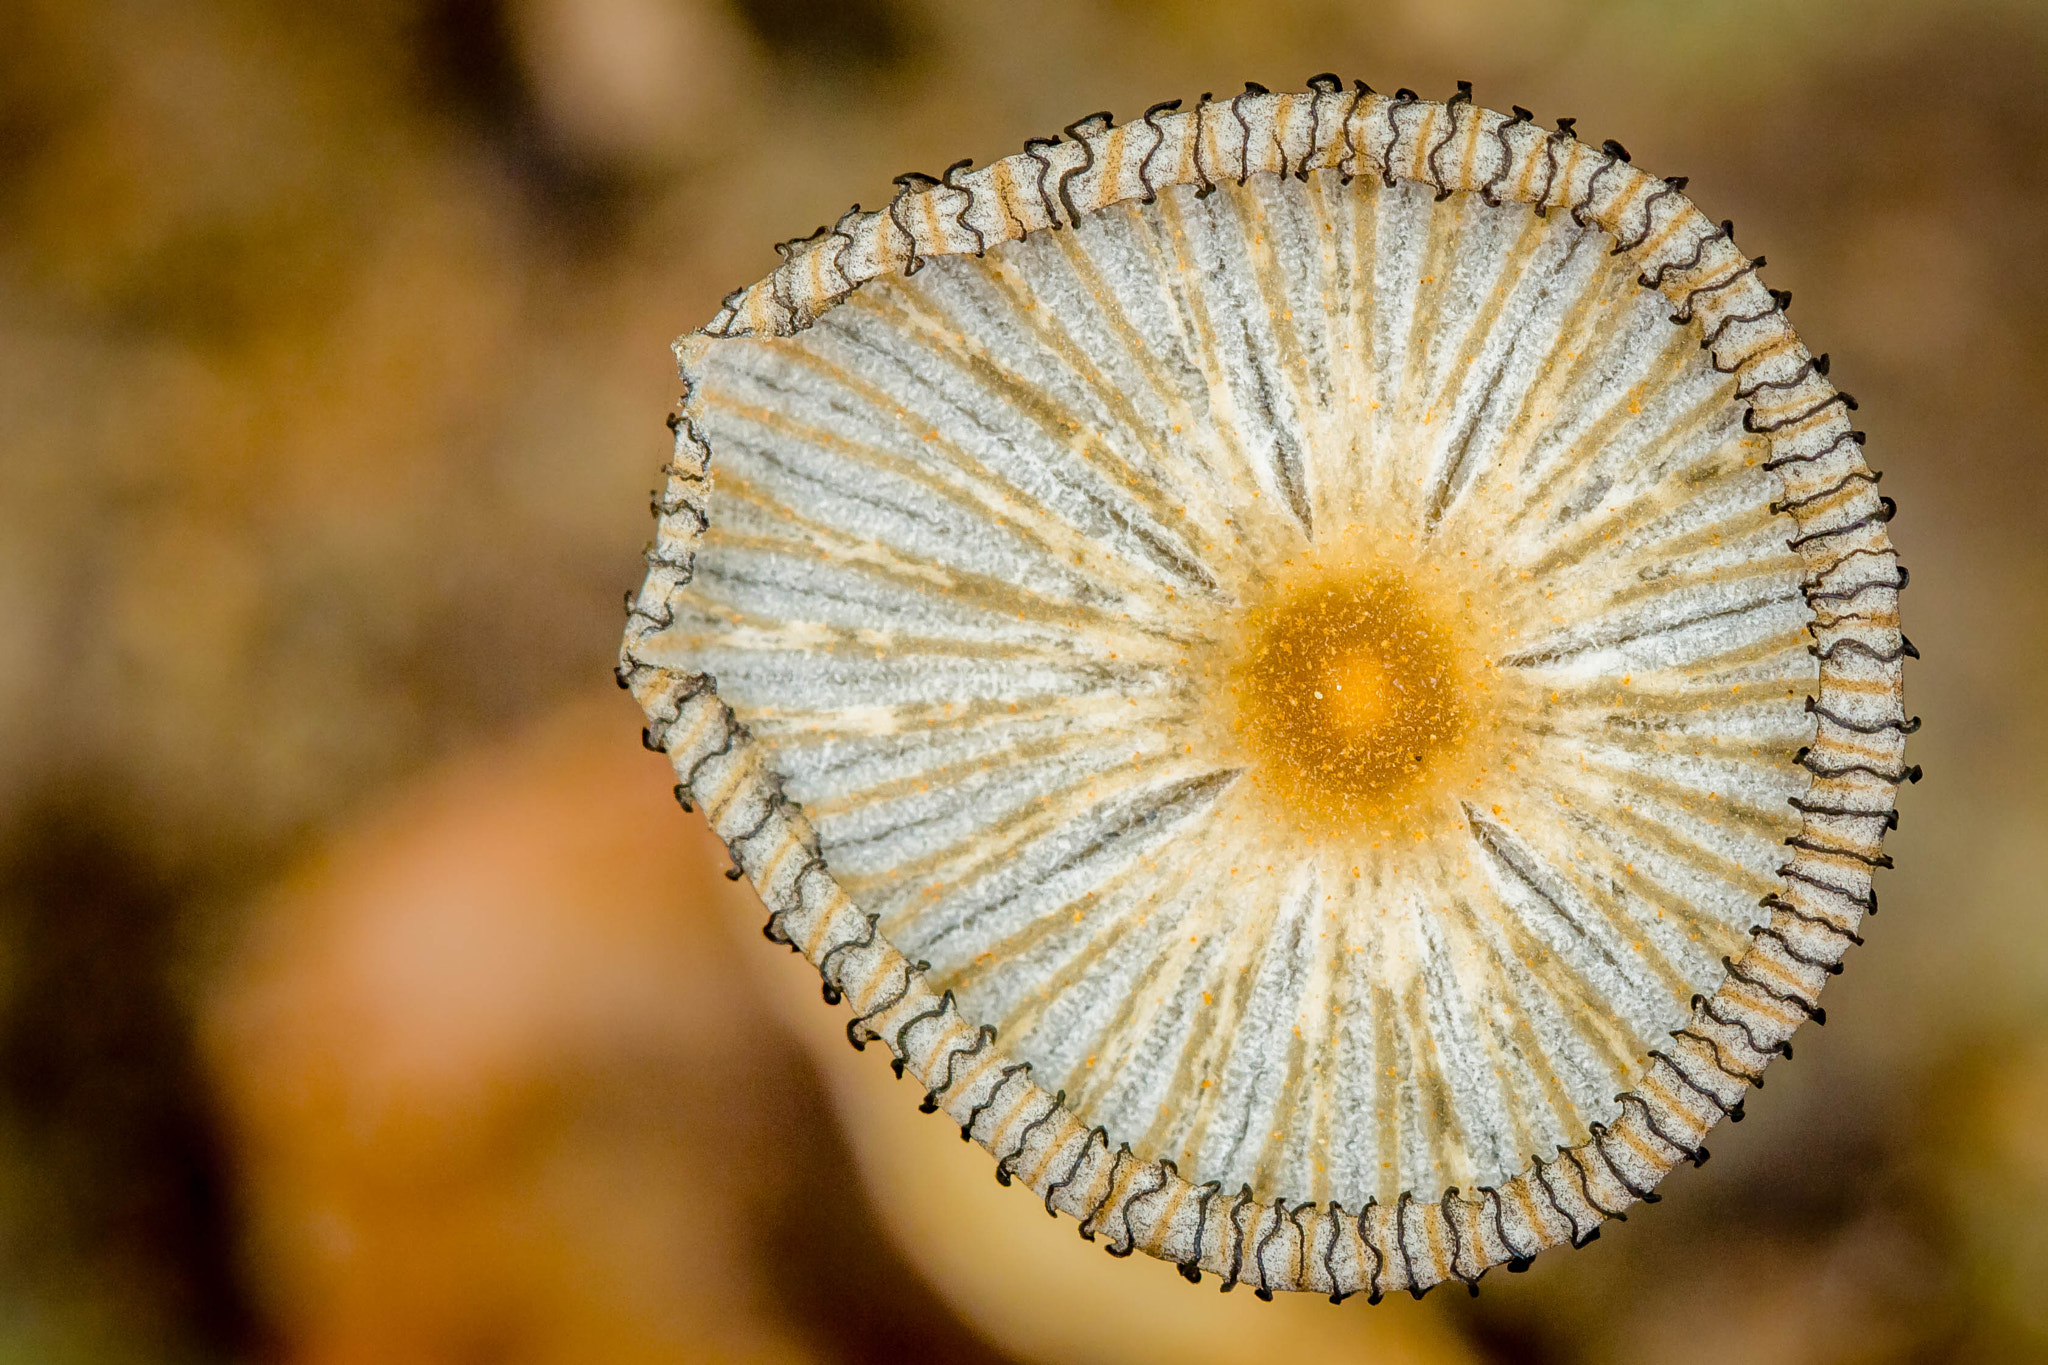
1, 0, 2044, 1359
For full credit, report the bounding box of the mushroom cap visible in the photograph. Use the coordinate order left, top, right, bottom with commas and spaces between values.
621, 84, 1910, 1297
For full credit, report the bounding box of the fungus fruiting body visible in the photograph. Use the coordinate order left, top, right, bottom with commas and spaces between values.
621, 83, 1910, 1296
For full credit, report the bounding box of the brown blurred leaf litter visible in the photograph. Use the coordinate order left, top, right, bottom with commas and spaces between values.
2, 0, 2048, 1359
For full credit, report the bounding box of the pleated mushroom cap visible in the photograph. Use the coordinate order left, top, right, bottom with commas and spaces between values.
621, 83, 1912, 1297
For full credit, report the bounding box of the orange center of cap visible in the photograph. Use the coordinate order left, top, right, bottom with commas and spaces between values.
1230, 570, 1473, 824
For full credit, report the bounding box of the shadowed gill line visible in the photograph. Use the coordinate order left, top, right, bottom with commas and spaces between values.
885, 255, 1234, 588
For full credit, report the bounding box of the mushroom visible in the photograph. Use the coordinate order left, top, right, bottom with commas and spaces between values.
620, 81, 1911, 1297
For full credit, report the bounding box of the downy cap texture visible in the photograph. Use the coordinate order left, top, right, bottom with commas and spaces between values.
620, 81, 1911, 1298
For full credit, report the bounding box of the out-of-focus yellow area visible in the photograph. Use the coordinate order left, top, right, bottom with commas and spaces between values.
3, 1, 2046, 1360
